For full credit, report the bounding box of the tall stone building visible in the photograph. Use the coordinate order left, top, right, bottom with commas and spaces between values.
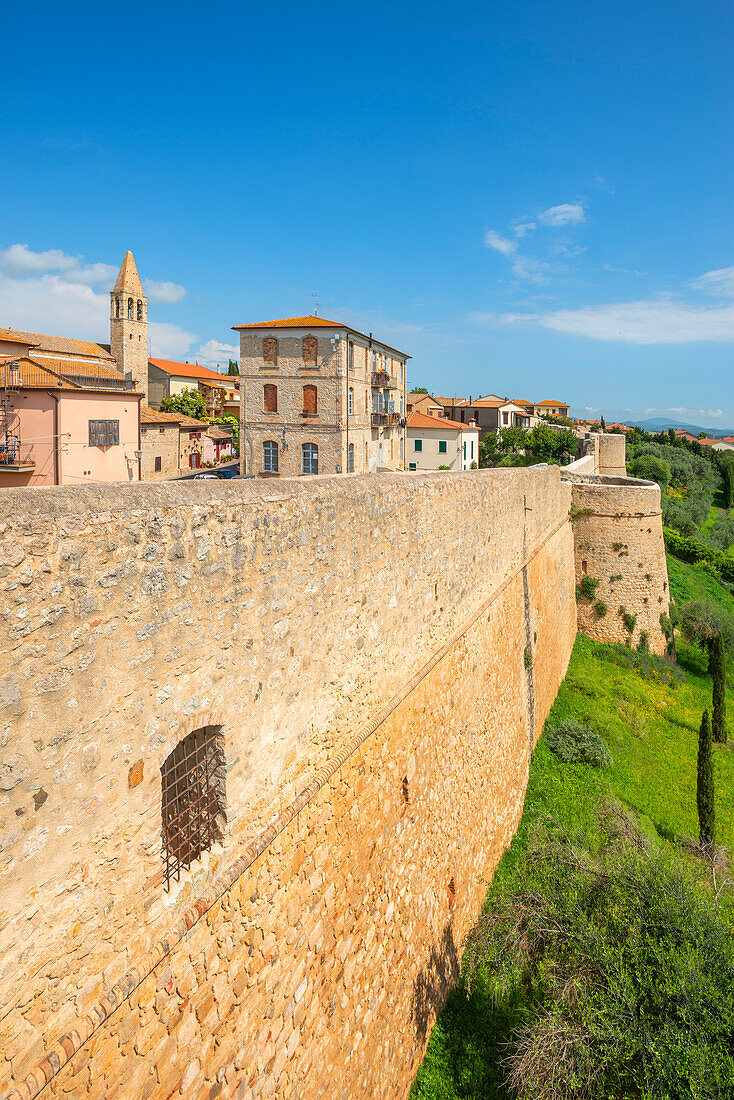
110, 251, 148, 402
233, 315, 409, 476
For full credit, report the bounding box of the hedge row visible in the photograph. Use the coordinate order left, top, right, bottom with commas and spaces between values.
664, 526, 734, 582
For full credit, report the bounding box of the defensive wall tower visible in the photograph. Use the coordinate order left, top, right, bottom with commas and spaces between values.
564, 433, 670, 654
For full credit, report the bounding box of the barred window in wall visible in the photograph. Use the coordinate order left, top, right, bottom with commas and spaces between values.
348, 443, 355, 472
263, 439, 279, 472
155, 456, 162, 472
302, 442, 319, 474
89, 420, 120, 446
161, 726, 226, 891
137, 299, 143, 320
264, 383, 278, 413
348, 386, 354, 415
303, 335, 317, 365
263, 337, 278, 366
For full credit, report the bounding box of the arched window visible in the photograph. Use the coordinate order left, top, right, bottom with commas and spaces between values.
137, 299, 143, 321
348, 386, 354, 415
263, 440, 279, 473
348, 443, 355, 472
115, 297, 120, 318
264, 383, 278, 413
302, 442, 318, 475
302, 335, 317, 366
303, 384, 317, 415
161, 725, 226, 891
263, 337, 278, 366
127, 297, 133, 319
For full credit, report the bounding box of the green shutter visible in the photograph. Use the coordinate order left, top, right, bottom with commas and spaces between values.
438, 440, 447, 454
414, 439, 423, 452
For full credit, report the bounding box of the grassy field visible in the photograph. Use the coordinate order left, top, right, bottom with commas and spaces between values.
411, 558, 734, 1100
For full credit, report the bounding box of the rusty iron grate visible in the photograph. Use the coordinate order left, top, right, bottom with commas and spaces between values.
161, 725, 225, 891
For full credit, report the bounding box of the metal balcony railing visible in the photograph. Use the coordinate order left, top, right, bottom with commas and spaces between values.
0, 441, 35, 469
371, 411, 401, 427
371, 371, 391, 387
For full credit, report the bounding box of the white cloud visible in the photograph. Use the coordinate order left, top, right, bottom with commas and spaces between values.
144, 279, 187, 304
0, 270, 197, 358
149, 321, 199, 359
0, 244, 117, 286
194, 339, 239, 370
690, 265, 734, 298
538, 202, 586, 227
513, 221, 536, 238
500, 297, 734, 344
484, 230, 517, 256
510, 255, 551, 283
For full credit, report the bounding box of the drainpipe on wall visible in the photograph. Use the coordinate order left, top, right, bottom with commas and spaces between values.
47, 391, 60, 486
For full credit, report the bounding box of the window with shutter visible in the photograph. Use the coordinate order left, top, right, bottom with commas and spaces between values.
264, 384, 278, 413
303, 385, 317, 415
302, 335, 317, 365
263, 337, 278, 366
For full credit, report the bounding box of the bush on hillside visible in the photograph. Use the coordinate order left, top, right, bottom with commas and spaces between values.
664, 527, 734, 582
462, 803, 734, 1100
629, 454, 671, 488
595, 641, 685, 684
545, 720, 612, 768
704, 512, 734, 554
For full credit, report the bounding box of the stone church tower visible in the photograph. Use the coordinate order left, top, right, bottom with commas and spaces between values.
110, 251, 148, 403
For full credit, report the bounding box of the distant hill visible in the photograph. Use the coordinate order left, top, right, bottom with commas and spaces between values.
572, 410, 734, 438
628, 417, 734, 438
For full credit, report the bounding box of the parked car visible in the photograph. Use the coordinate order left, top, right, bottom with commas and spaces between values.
216, 466, 239, 479
193, 473, 219, 480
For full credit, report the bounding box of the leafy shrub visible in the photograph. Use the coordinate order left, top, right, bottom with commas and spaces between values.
619, 606, 637, 633
629, 454, 671, 488
462, 803, 734, 1100
609, 573, 622, 583
576, 575, 600, 600
637, 630, 650, 655
545, 720, 612, 768
594, 600, 608, 617
524, 646, 533, 669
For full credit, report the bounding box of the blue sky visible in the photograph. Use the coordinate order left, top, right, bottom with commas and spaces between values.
2, 0, 733, 425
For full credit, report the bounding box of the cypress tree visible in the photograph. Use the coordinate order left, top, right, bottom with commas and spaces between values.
697, 710, 715, 847
712, 631, 727, 743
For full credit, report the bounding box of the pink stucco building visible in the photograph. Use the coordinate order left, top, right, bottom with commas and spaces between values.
0, 357, 141, 488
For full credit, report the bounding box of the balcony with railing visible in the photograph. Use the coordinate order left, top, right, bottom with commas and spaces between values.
371, 411, 401, 427
371, 370, 391, 387
0, 440, 35, 471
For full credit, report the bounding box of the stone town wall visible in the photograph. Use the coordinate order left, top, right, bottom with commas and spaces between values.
567, 473, 670, 653
0, 468, 575, 1100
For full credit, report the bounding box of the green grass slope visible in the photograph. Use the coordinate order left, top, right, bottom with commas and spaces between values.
412, 560, 734, 1100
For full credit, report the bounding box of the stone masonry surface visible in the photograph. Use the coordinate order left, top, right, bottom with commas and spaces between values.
0, 448, 666, 1099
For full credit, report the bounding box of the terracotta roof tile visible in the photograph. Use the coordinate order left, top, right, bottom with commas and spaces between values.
34, 357, 129, 383
536, 399, 569, 407
0, 356, 80, 390
0, 327, 114, 359
148, 358, 231, 382
407, 411, 478, 431
232, 315, 345, 330
140, 405, 185, 425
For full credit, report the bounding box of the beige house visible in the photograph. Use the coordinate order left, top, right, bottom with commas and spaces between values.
233, 315, 409, 477
407, 411, 480, 471
148, 358, 238, 414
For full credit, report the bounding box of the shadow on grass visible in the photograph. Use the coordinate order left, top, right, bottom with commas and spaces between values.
411, 971, 525, 1100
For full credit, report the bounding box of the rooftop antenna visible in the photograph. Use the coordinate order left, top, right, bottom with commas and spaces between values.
311, 292, 319, 316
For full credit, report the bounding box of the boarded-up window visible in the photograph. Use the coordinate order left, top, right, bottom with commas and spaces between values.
264, 383, 278, 413
303, 335, 317, 365
303, 384, 317, 415
263, 337, 278, 366
161, 725, 226, 891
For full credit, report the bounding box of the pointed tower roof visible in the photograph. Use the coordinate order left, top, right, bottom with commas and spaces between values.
113, 251, 144, 295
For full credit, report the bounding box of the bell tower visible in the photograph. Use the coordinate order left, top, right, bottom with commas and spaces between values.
110, 251, 148, 403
